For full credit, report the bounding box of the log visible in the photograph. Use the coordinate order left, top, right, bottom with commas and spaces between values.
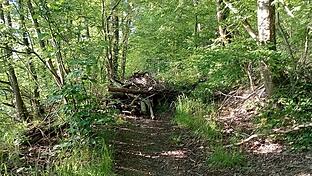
108, 86, 158, 95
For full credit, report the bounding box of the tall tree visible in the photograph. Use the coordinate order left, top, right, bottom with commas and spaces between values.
257, 0, 276, 96
257, 0, 276, 47
1, 0, 29, 120
27, 0, 64, 88
120, 2, 132, 81
102, 0, 124, 82
18, 0, 44, 117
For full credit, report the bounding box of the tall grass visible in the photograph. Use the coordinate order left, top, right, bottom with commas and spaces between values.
0, 116, 27, 176
174, 95, 245, 168
54, 140, 114, 176
207, 147, 245, 168
174, 95, 220, 141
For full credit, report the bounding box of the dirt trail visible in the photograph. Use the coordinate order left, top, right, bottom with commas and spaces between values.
112, 115, 207, 176
111, 114, 312, 176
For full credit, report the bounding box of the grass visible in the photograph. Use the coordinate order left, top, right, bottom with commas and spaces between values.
207, 147, 245, 168
174, 95, 221, 141
54, 141, 114, 176
0, 115, 27, 176
0, 112, 115, 176
174, 95, 246, 169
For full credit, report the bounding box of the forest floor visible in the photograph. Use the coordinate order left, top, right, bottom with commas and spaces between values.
111, 113, 312, 176
111, 113, 209, 176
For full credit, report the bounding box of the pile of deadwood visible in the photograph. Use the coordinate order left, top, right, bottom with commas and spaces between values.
108, 72, 175, 119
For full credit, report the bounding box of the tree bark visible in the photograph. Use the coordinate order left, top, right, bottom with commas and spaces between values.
112, 9, 119, 79
41, 1, 67, 87
2, 0, 29, 120
224, 1, 258, 40
257, 0, 276, 97
19, 0, 44, 117
216, 0, 230, 44
193, 0, 200, 47
102, 0, 122, 82
108, 86, 158, 95
102, 0, 114, 82
257, 0, 276, 47
120, 3, 132, 81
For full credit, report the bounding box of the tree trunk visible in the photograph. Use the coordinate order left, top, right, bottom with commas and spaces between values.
41, 0, 67, 87
102, 0, 113, 82
193, 0, 200, 47
19, 0, 44, 117
257, 0, 276, 97
216, 0, 230, 44
7, 65, 30, 120
102, 0, 121, 82
257, 0, 276, 47
121, 3, 132, 81
112, 10, 119, 79
2, 0, 29, 120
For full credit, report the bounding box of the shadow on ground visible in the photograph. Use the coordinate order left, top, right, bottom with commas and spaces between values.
111, 114, 208, 176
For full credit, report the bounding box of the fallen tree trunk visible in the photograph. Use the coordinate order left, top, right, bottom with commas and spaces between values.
108, 86, 157, 95
107, 72, 171, 119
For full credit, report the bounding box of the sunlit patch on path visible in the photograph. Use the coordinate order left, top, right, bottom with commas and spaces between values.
111, 114, 208, 176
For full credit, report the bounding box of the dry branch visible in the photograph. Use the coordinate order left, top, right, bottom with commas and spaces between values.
225, 134, 264, 148
108, 72, 170, 119
108, 86, 157, 95
223, 1, 258, 41
225, 122, 312, 148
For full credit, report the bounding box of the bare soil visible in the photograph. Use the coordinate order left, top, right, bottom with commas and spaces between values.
112, 113, 312, 176
111, 114, 209, 176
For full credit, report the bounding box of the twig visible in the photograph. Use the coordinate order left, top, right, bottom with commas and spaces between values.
217, 85, 264, 100
0, 80, 10, 85
276, 9, 295, 62
273, 123, 312, 134
225, 134, 264, 148
225, 122, 312, 148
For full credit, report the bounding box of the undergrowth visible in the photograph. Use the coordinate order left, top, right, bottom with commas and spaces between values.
54, 141, 113, 176
174, 95, 246, 168
0, 80, 116, 175
174, 95, 220, 141
207, 147, 245, 168
256, 82, 312, 151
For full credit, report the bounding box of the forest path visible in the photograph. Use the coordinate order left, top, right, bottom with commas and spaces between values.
111, 114, 208, 176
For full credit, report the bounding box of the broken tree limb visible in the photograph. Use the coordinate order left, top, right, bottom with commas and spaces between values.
273, 123, 312, 134
0, 80, 11, 85
108, 86, 158, 95
225, 123, 312, 148
225, 134, 264, 148
107, 72, 171, 119
223, 1, 258, 41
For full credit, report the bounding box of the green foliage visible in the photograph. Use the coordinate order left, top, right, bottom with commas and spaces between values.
174, 95, 246, 169
127, 0, 217, 75
256, 81, 312, 150
49, 70, 115, 139
174, 95, 220, 141
207, 147, 245, 168
54, 142, 114, 176
0, 0, 311, 173
0, 114, 27, 175
286, 129, 312, 151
